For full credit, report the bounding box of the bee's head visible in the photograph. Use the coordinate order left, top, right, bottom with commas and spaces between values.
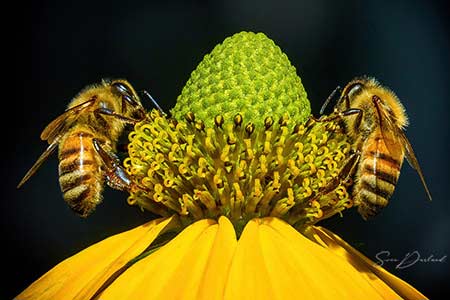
336, 76, 373, 110
109, 79, 146, 120
339, 77, 408, 129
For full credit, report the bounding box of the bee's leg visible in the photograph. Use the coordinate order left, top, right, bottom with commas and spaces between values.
94, 107, 144, 125
350, 108, 363, 131
313, 108, 362, 123
341, 108, 362, 118
340, 150, 361, 185
92, 139, 147, 193
308, 150, 361, 201
294, 117, 319, 136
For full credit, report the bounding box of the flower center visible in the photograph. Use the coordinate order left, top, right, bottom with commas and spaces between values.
124, 110, 353, 231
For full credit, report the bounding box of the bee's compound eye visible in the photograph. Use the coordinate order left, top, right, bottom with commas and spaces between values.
111, 82, 132, 97
347, 83, 363, 99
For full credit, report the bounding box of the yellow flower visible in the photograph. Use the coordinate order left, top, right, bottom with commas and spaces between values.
17, 32, 428, 299
17, 216, 427, 300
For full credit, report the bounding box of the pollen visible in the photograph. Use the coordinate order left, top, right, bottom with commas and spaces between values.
124, 110, 353, 229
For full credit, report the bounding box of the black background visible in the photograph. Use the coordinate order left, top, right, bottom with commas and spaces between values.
4, 0, 449, 298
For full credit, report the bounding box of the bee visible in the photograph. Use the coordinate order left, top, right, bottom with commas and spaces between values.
318, 76, 432, 219
17, 79, 148, 217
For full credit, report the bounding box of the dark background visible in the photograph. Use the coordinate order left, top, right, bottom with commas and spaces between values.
4, 0, 449, 298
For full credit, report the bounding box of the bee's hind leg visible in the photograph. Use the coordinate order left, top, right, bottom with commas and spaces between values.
92, 138, 146, 193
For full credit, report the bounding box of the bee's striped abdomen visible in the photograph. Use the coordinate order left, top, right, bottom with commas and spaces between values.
58, 131, 103, 217
356, 136, 404, 219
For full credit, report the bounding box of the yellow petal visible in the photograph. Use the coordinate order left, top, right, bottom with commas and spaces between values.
257, 220, 317, 299
226, 217, 400, 300
311, 226, 428, 300
196, 216, 237, 300
18, 215, 427, 300
224, 218, 275, 300
262, 218, 393, 299
99, 218, 218, 299
16, 216, 179, 300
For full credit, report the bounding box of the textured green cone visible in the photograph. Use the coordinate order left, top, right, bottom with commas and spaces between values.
172, 31, 310, 128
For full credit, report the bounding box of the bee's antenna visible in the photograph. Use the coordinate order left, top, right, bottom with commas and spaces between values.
319, 85, 341, 115
141, 90, 166, 116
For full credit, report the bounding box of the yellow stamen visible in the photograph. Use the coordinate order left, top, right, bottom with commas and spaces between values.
125, 110, 352, 228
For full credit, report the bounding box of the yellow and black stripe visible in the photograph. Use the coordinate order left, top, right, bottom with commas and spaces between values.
356, 146, 403, 219
58, 131, 103, 217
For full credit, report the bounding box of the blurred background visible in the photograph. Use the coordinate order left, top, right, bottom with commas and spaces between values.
4, 0, 449, 298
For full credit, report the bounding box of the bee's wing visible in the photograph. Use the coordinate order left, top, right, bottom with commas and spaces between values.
398, 131, 432, 201
41, 98, 96, 143
17, 137, 60, 188
376, 107, 405, 158
18, 98, 97, 188
378, 107, 432, 201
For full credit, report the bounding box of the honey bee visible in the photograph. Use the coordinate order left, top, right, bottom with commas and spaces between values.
318, 76, 432, 219
17, 79, 147, 217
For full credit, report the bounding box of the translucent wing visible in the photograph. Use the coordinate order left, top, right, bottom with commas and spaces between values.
398, 131, 432, 201
41, 98, 96, 143
375, 103, 405, 159
17, 137, 60, 188
18, 98, 96, 188
376, 101, 432, 201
